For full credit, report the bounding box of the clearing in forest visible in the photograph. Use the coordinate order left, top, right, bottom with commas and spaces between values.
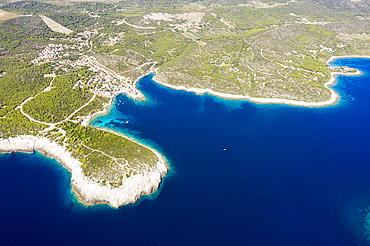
0, 9, 20, 21
39, 15, 73, 34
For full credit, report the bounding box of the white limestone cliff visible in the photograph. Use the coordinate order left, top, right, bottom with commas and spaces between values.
0, 135, 168, 208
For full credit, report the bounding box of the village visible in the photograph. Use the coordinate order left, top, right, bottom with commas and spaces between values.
32, 35, 142, 99
31, 40, 89, 64
73, 64, 141, 98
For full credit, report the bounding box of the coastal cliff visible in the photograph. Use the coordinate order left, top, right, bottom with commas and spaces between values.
0, 135, 168, 208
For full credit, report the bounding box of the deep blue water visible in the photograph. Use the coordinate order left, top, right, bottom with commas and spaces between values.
1, 58, 370, 245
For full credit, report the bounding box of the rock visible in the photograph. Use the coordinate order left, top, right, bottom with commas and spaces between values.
0, 135, 168, 208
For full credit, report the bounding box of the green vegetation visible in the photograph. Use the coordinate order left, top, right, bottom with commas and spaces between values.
60, 121, 157, 187
149, 32, 190, 64
301, 57, 330, 75
72, 96, 110, 120
218, 7, 282, 29
23, 75, 93, 123
0, 64, 51, 117
44, 13, 102, 33
1, 1, 118, 15
0, 4, 163, 187
0, 15, 69, 54
0, 110, 47, 138
2, 0, 370, 188
2, 0, 369, 103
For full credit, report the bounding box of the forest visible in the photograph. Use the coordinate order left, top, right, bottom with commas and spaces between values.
23, 75, 93, 123
0, 64, 51, 117
1, 0, 370, 186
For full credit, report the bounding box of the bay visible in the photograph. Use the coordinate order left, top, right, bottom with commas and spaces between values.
1, 58, 370, 245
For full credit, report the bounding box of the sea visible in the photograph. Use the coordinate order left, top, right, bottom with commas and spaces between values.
1, 58, 370, 245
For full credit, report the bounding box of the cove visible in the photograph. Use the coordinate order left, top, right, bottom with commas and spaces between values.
1, 58, 370, 245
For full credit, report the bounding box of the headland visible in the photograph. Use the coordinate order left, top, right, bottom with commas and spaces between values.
153, 56, 364, 107
0, 135, 167, 208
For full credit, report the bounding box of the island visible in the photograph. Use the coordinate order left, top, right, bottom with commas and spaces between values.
0, 0, 369, 207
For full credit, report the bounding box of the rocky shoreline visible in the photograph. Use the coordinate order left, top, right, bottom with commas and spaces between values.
0, 135, 168, 208
153, 56, 366, 107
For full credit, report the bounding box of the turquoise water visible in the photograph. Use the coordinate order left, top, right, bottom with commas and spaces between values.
1, 58, 370, 245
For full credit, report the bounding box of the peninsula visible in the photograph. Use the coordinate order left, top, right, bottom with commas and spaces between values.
0, 135, 167, 207
0, 0, 369, 206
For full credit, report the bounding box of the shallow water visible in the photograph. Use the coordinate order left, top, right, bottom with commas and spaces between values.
1, 58, 370, 245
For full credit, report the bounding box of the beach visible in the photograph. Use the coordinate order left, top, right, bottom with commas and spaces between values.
152, 56, 365, 107
0, 55, 363, 208
2, 56, 370, 245
326, 55, 370, 64
0, 59, 168, 208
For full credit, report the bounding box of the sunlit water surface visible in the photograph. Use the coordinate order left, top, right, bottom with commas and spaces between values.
1, 58, 370, 245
